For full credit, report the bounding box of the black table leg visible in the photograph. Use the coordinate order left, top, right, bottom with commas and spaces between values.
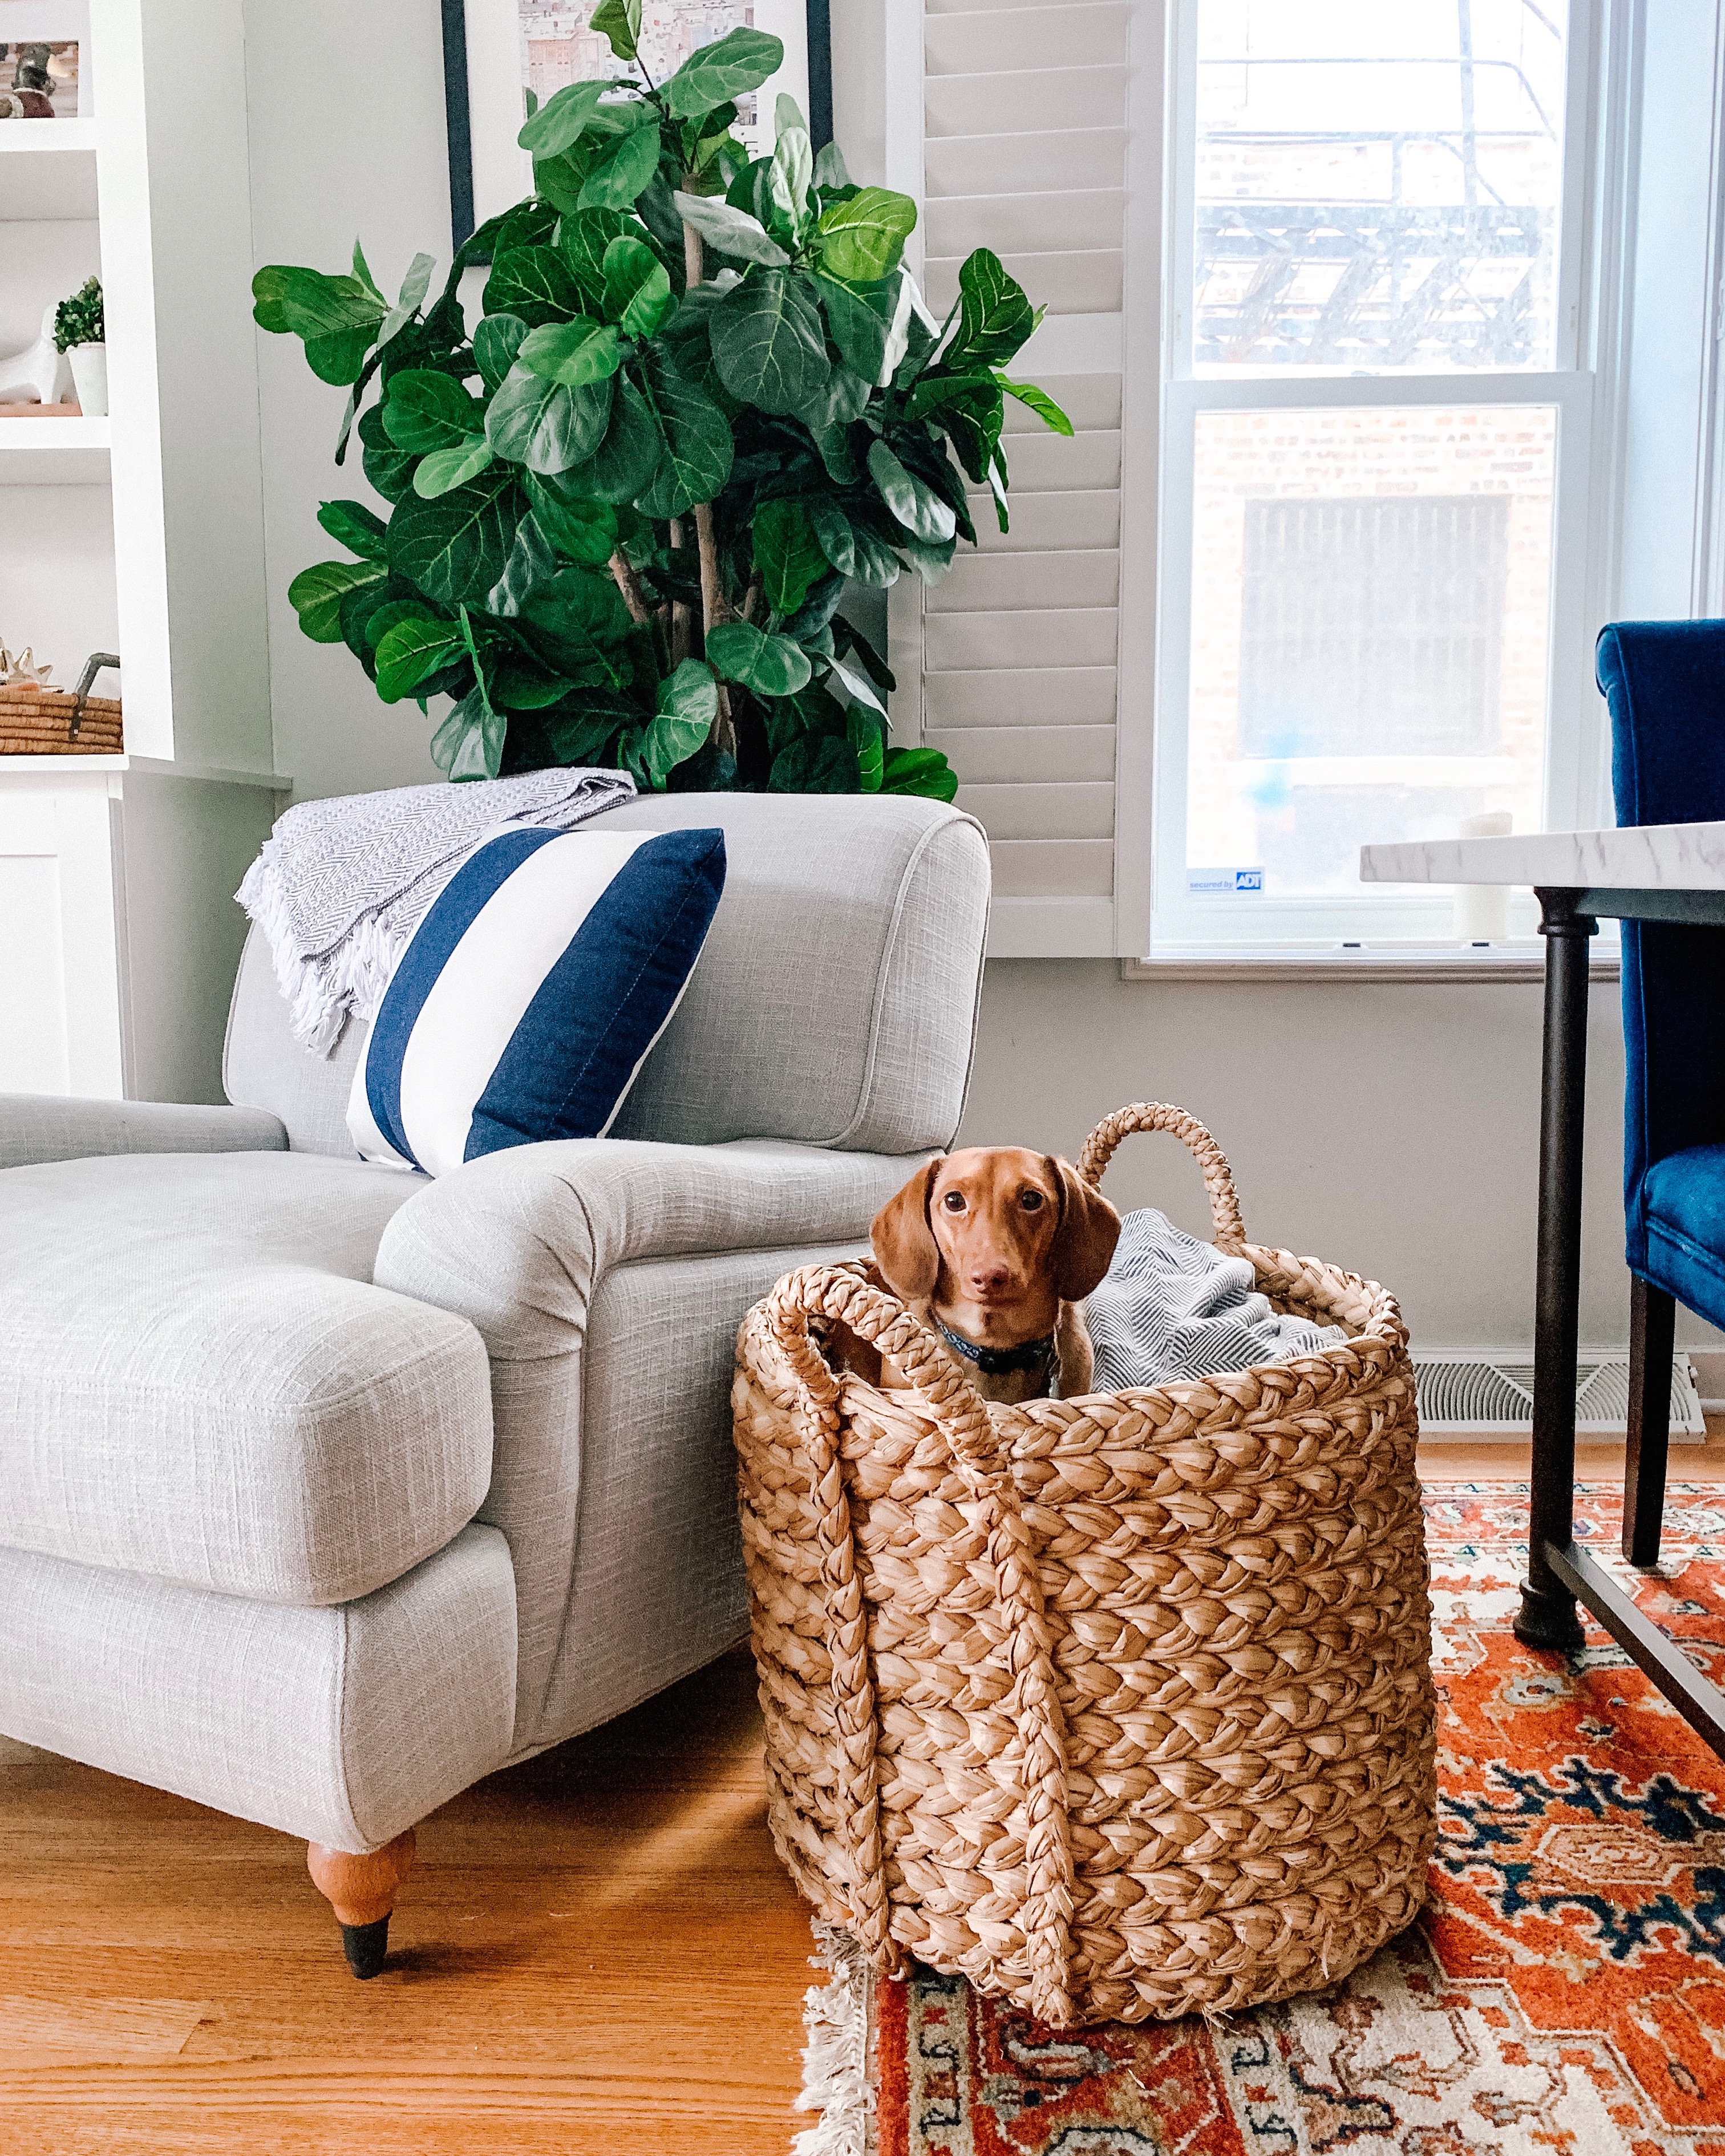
1515, 888, 1596, 1652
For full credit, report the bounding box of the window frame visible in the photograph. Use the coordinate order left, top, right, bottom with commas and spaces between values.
1133, 0, 1618, 958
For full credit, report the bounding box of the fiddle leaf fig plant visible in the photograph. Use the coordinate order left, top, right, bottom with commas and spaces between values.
255, 14, 1072, 793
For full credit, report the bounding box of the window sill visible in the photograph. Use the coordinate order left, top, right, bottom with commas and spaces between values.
1122, 948, 1622, 984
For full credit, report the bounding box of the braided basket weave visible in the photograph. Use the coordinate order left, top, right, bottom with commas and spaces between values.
732, 1103, 1436, 2027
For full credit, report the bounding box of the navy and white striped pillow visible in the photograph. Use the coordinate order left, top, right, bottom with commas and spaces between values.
349, 822, 725, 1176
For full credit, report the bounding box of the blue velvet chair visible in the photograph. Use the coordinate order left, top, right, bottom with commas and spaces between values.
1596, 621, 1725, 1563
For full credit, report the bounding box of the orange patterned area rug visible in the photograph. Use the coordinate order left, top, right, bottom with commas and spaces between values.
866, 1482, 1725, 2156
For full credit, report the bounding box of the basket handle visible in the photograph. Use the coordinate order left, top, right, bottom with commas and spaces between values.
759, 1262, 1078, 2027
69, 651, 119, 740
1076, 1101, 1247, 1249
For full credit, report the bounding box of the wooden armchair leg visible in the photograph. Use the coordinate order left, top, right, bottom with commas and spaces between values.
307, 1828, 416, 1979
1625, 1274, 1677, 1569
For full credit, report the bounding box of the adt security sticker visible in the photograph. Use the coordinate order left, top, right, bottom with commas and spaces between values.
1187, 868, 1265, 896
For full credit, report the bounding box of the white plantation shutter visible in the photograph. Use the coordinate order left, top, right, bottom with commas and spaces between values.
898, 0, 1136, 955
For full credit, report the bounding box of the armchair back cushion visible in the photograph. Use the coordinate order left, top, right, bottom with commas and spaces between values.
227, 793, 989, 1157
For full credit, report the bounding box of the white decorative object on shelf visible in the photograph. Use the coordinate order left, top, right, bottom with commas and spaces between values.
0, 302, 71, 406
0, 642, 55, 686
66, 340, 106, 415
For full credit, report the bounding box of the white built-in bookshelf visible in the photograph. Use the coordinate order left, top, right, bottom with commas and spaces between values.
1, 0, 285, 1105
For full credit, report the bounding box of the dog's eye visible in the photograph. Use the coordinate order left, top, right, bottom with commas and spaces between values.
1020, 1190, 1045, 1211
942, 1191, 966, 1212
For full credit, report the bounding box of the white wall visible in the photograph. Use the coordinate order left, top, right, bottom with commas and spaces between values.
241, 0, 454, 803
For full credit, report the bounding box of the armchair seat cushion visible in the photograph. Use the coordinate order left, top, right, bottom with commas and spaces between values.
0, 1150, 493, 1608
1639, 1144, 1725, 1328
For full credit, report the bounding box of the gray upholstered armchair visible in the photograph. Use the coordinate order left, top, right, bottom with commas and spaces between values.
0, 793, 989, 1974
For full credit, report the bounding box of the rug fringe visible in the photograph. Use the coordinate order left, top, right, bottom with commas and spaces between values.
792, 1920, 872, 2156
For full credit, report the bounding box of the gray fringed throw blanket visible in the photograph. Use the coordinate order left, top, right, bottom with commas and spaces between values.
1086, 1206, 1346, 1390
236, 768, 635, 1054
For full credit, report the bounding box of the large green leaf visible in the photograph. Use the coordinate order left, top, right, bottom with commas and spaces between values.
771, 124, 813, 236
997, 373, 1073, 435
769, 733, 857, 793
432, 684, 508, 781
881, 744, 959, 801
520, 568, 635, 686
557, 374, 665, 504
589, 0, 642, 62
386, 475, 519, 605
813, 141, 851, 193
316, 499, 387, 561
814, 271, 908, 387
664, 28, 783, 120
519, 315, 621, 386
376, 250, 436, 351
868, 439, 957, 544
753, 496, 829, 617
485, 363, 614, 474
481, 512, 559, 617
488, 654, 575, 710
413, 439, 497, 496
256, 266, 386, 341
706, 620, 812, 696
709, 270, 829, 416
288, 558, 385, 642
602, 236, 674, 337
635, 352, 734, 518
672, 191, 790, 268
554, 207, 639, 311
580, 119, 662, 210
358, 402, 415, 502
518, 78, 610, 159
302, 326, 376, 386
954, 249, 1035, 367
848, 706, 884, 792
383, 368, 485, 454
473, 312, 528, 392
374, 614, 465, 702
836, 512, 904, 587
524, 475, 618, 566
905, 371, 1004, 483
640, 659, 719, 785
483, 246, 582, 328
815, 188, 917, 283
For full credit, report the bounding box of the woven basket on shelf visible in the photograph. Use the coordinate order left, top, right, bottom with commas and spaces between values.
732, 1101, 1436, 2028
0, 682, 123, 755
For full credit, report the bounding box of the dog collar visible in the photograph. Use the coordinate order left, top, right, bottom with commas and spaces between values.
932, 1312, 1056, 1377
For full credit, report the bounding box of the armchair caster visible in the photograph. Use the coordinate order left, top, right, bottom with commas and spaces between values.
307, 1827, 416, 1980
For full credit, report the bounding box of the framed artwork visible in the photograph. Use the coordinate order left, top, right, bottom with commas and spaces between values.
0, 0, 89, 120
444, 0, 831, 249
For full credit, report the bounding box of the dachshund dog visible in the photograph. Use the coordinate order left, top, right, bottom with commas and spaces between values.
869, 1148, 1121, 1403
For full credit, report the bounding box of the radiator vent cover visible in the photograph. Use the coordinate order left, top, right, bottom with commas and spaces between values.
1412, 1350, 1706, 1437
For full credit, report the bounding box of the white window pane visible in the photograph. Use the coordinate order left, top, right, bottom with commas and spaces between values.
1186, 405, 1555, 895
1194, 0, 1570, 371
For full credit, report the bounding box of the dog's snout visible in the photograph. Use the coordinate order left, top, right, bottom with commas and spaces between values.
969, 1261, 1014, 1294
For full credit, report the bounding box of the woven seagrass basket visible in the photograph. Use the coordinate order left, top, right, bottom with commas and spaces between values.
732, 1101, 1436, 2028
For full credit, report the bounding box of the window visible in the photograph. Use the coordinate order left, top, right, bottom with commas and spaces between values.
1151, 0, 1600, 951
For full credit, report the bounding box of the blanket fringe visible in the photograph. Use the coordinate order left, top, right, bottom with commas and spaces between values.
792, 1920, 872, 2156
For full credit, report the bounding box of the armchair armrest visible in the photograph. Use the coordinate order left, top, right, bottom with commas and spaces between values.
374, 1137, 923, 1355
374, 1136, 926, 1757
0, 1093, 289, 1171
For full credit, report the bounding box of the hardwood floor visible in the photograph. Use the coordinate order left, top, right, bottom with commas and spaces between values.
0, 1648, 817, 2154
5, 1421, 1722, 2151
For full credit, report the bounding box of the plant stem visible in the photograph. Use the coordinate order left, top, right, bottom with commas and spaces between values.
608, 549, 652, 626
742, 576, 763, 625
896, 295, 961, 402
680, 203, 738, 760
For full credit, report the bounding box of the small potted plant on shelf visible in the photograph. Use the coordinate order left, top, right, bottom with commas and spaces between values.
252, 6, 1070, 796
54, 277, 105, 416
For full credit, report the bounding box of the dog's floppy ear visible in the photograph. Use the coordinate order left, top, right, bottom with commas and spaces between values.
1048, 1156, 1121, 1302
872, 1157, 944, 1301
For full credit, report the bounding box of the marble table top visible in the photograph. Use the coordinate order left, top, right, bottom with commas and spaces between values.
1360, 820, 1725, 889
